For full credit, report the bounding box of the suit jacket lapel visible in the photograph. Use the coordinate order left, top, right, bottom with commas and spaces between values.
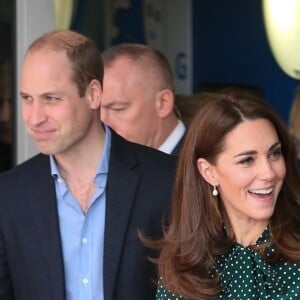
103, 133, 140, 300
26, 155, 66, 299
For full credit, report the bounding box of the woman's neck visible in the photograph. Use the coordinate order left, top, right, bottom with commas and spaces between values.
230, 219, 269, 247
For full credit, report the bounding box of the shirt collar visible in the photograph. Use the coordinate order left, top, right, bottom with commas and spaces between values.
158, 120, 186, 154
50, 124, 111, 185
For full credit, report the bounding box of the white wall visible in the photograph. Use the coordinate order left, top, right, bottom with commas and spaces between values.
143, 0, 193, 94
16, 0, 55, 164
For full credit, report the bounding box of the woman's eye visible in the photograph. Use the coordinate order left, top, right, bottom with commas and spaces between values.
269, 148, 282, 160
239, 156, 254, 166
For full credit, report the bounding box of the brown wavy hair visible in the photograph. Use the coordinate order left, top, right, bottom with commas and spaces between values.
155, 90, 300, 299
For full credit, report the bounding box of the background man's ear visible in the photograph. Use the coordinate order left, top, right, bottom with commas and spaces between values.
155, 89, 174, 118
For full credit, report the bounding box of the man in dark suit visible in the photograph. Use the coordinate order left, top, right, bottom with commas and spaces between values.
101, 43, 186, 156
0, 30, 176, 300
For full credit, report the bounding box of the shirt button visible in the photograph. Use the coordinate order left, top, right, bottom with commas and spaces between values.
57, 178, 63, 184
82, 238, 88, 244
82, 278, 89, 285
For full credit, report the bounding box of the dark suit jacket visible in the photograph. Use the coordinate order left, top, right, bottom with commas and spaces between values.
170, 134, 185, 156
0, 131, 176, 300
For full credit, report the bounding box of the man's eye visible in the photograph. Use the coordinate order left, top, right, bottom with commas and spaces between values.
112, 107, 126, 112
21, 95, 32, 102
45, 96, 60, 102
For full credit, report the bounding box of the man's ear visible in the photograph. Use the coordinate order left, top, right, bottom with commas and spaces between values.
155, 89, 174, 118
196, 157, 218, 186
86, 79, 103, 109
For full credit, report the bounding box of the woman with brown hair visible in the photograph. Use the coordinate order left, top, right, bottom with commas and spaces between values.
155, 90, 300, 299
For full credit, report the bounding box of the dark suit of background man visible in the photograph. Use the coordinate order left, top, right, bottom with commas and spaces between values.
101, 43, 186, 156
0, 30, 176, 300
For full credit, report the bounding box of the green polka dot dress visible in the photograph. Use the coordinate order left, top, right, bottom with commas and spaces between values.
156, 228, 300, 299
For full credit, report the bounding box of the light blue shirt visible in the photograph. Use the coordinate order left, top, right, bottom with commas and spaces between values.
50, 126, 111, 300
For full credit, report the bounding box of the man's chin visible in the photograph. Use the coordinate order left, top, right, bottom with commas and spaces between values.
35, 143, 57, 156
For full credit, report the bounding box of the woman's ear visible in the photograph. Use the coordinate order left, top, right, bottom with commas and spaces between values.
196, 158, 218, 186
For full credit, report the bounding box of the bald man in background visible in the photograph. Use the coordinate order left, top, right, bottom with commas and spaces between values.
101, 43, 185, 156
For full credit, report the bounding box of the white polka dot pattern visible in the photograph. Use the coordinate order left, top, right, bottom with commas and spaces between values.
156, 228, 300, 299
